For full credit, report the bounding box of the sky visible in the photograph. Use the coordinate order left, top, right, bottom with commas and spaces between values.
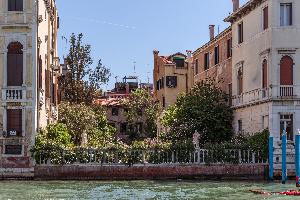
56, 0, 248, 90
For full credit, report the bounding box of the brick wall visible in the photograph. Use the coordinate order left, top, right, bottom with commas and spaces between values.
35, 164, 268, 180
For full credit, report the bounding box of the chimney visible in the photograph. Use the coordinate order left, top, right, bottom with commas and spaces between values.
186, 50, 192, 58
232, 0, 240, 12
209, 25, 215, 40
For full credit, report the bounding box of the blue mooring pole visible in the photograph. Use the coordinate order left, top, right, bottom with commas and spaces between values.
282, 131, 287, 184
295, 130, 300, 187
269, 134, 274, 181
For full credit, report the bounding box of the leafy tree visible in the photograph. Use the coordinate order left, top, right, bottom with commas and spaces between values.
123, 88, 160, 140
60, 33, 111, 105
161, 80, 233, 145
58, 102, 116, 146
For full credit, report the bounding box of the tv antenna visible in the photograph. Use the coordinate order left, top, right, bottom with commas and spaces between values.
133, 61, 136, 74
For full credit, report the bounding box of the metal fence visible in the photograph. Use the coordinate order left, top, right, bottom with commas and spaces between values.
34, 148, 267, 166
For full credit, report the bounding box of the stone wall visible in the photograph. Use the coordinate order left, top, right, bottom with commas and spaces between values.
34, 164, 268, 180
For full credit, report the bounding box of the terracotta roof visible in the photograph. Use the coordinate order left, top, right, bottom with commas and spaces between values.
159, 52, 186, 64
160, 56, 174, 64
95, 98, 123, 107
224, 0, 265, 23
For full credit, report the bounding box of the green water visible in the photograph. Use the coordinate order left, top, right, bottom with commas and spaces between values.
0, 181, 299, 200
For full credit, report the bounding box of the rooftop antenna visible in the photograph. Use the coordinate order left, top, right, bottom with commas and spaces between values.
133, 61, 136, 75
147, 71, 150, 84
115, 76, 119, 83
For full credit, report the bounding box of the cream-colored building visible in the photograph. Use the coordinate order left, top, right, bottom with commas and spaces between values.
225, 0, 300, 142
153, 50, 194, 109
0, 0, 60, 173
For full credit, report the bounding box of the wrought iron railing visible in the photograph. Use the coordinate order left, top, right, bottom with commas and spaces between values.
34, 148, 267, 166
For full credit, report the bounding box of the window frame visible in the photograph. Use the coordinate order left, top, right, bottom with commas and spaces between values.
263, 6, 269, 30
8, 0, 23, 12
280, 3, 293, 27
227, 38, 232, 58
204, 52, 210, 70
214, 45, 220, 65
238, 22, 244, 44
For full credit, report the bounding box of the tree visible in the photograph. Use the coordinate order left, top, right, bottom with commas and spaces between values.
123, 88, 160, 140
161, 80, 233, 145
58, 102, 116, 147
60, 33, 111, 105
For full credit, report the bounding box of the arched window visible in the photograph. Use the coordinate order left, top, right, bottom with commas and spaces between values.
7, 42, 23, 86
280, 56, 293, 85
262, 59, 268, 88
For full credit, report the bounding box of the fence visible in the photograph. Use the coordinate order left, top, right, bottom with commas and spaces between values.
34, 148, 267, 166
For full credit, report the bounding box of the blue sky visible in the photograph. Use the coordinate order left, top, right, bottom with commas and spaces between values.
56, 0, 248, 90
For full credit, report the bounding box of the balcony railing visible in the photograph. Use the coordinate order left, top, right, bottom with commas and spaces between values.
232, 85, 300, 107
280, 85, 294, 97
2, 87, 26, 101
232, 88, 270, 107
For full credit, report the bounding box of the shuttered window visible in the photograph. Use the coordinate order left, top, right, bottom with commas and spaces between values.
8, 0, 23, 11
214, 46, 220, 65
262, 60, 268, 88
238, 22, 244, 44
195, 59, 199, 75
263, 6, 269, 30
204, 53, 209, 70
39, 57, 43, 89
7, 42, 23, 86
227, 38, 232, 58
280, 56, 293, 85
7, 109, 22, 137
45, 70, 51, 98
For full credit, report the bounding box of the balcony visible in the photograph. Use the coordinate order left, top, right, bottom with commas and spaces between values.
2, 87, 26, 102
232, 85, 300, 107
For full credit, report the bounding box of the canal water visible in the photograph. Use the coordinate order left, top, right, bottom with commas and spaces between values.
0, 180, 299, 200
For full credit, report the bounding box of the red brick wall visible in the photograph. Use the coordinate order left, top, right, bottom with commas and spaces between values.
194, 28, 232, 94
35, 164, 268, 180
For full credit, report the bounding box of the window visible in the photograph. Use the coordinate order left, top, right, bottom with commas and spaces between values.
174, 58, 185, 68
7, 42, 23, 86
262, 59, 268, 88
45, 69, 51, 98
112, 107, 119, 116
263, 6, 269, 30
280, 56, 293, 85
204, 53, 209, 70
214, 46, 219, 65
166, 76, 177, 88
195, 59, 199, 75
238, 120, 243, 132
8, 0, 23, 11
120, 123, 127, 134
227, 38, 232, 58
280, 3, 292, 26
238, 22, 244, 44
160, 77, 164, 89
7, 109, 22, 137
280, 114, 293, 141
237, 68, 243, 95
5, 145, 22, 155
163, 96, 166, 108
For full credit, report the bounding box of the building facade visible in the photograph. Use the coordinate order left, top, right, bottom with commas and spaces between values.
225, 0, 300, 143
193, 26, 232, 95
0, 0, 60, 172
153, 50, 194, 108
96, 76, 153, 141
